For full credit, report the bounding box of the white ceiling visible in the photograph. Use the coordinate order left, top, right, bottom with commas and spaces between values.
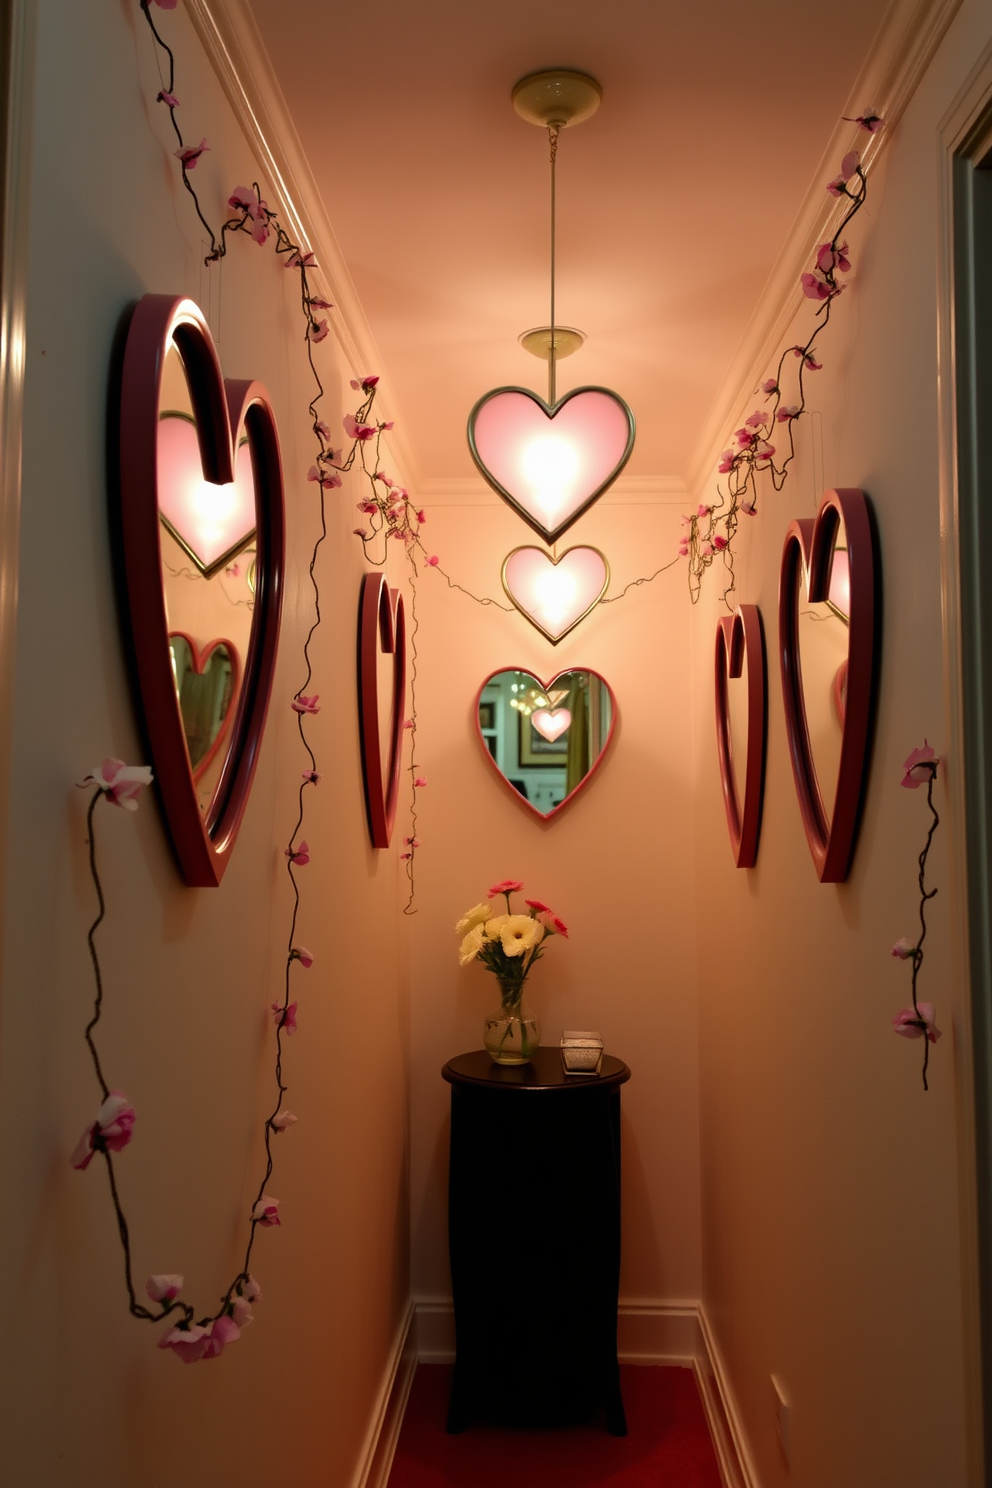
246, 0, 894, 486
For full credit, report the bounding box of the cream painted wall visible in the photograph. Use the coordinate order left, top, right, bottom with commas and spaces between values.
408, 488, 703, 1308
0, 5, 409, 1486
692, 3, 991, 1485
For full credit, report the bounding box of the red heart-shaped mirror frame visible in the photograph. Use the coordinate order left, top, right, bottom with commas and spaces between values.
779, 488, 878, 883
114, 295, 285, 887
358, 573, 407, 848
474, 667, 617, 820
714, 605, 767, 868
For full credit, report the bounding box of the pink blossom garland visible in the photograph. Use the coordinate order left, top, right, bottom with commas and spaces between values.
72, 766, 279, 1359
891, 742, 941, 1090
679, 114, 882, 606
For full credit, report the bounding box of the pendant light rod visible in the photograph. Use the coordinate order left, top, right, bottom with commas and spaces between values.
549, 123, 559, 406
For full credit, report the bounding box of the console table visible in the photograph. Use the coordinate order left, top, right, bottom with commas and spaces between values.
442, 1047, 631, 1435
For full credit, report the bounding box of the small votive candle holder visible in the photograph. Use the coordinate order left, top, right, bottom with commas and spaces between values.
560, 1030, 604, 1076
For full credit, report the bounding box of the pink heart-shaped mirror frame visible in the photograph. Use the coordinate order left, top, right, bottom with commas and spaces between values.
475, 667, 617, 821
501, 545, 610, 645
779, 488, 878, 883
468, 386, 635, 545
714, 605, 767, 868
115, 295, 285, 887
358, 572, 407, 848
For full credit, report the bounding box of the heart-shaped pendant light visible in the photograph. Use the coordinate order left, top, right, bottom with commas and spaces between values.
469, 386, 634, 545
157, 415, 256, 576
501, 545, 609, 643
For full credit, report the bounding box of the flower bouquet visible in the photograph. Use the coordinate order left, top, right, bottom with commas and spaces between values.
456, 880, 568, 1064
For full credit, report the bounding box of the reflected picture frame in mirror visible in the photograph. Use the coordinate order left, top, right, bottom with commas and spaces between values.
714, 605, 767, 868
779, 487, 879, 883
474, 667, 617, 820
113, 294, 285, 887
358, 572, 407, 848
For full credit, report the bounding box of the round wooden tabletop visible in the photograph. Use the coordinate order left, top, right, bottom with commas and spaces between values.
443, 1046, 630, 1093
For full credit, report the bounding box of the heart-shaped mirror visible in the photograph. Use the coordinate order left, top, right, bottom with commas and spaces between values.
358, 572, 406, 848
115, 295, 285, 886
475, 668, 616, 819
501, 546, 610, 644
468, 386, 635, 544
779, 488, 878, 882
714, 606, 767, 868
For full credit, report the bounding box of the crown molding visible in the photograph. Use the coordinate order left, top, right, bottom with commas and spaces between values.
183, 0, 423, 490
418, 473, 687, 506
684, 0, 964, 499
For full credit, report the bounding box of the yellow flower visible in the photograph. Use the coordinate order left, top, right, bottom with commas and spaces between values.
459, 924, 487, 966
500, 915, 543, 958
484, 914, 509, 938
455, 901, 492, 937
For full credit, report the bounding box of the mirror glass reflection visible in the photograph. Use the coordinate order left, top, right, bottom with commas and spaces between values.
478, 669, 613, 816
158, 345, 257, 815
797, 521, 850, 819
727, 642, 750, 817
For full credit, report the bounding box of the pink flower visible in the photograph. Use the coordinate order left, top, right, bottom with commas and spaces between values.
754, 440, 776, 463
308, 318, 329, 344
314, 419, 332, 441
844, 110, 884, 134
232, 1296, 255, 1327
416, 509, 427, 524
793, 347, 822, 371
228, 185, 260, 216
292, 694, 320, 715
776, 405, 800, 422
801, 272, 834, 302
349, 375, 380, 392
81, 759, 153, 811
741, 495, 758, 516
309, 296, 333, 311
158, 1323, 210, 1364
291, 945, 314, 968
526, 899, 551, 913
700, 539, 714, 558
251, 216, 270, 247
841, 149, 861, 178
697, 503, 712, 517
816, 241, 851, 275
489, 879, 524, 897
891, 937, 917, 960
893, 1004, 941, 1043
901, 741, 938, 788
760, 378, 778, 394
157, 91, 179, 107
146, 1274, 183, 1304
202, 1314, 241, 1361
677, 537, 690, 557
286, 840, 310, 866
241, 1275, 262, 1302
271, 1000, 298, 1035
302, 769, 322, 784
735, 427, 755, 449
380, 421, 395, 431
745, 411, 766, 429
70, 1090, 136, 1170
414, 776, 427, 788
343, 413, 376, 441
425, 554, 439, 567
285, 250, 316, 270
404, 719, 415, 730
307, 465, 341, 490
404, 837, 420, 849
717, 449, 736, 473
536, 910, 569, 938
252, 1196, 281, 1227
400, 851, 413, 861
353, 527, 368, 539
271, 1110, 297, 1132
175, 139, 209, 170
713, 534, 729, 551
357, 498, 378, 514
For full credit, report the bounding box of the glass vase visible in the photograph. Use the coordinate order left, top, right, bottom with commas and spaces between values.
484, 979, 541, 1065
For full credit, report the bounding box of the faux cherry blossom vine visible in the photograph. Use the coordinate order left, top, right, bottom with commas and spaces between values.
680, 111, 884, 607
890, 742, 942, 1091
72, 760, 304, 1360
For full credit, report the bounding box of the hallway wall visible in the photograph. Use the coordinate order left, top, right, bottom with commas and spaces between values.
691, 3, 992, 1484
0, 5, 410, 1485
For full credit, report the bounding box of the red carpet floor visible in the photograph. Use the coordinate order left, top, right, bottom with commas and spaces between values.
386, 1364, 724, 1487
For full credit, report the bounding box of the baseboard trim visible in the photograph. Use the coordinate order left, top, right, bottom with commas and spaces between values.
351, 1299, 417, 1488
407, 1295, 758, 1488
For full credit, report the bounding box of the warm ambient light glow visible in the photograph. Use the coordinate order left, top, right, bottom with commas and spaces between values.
502, 546, 609, 643
520, 433, 581, 521
157, 415, 257, 575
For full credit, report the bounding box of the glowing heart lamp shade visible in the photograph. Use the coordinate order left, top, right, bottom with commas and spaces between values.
502, 545, 609, 644
469, 387, 634, 545
157, 415, 257, 577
